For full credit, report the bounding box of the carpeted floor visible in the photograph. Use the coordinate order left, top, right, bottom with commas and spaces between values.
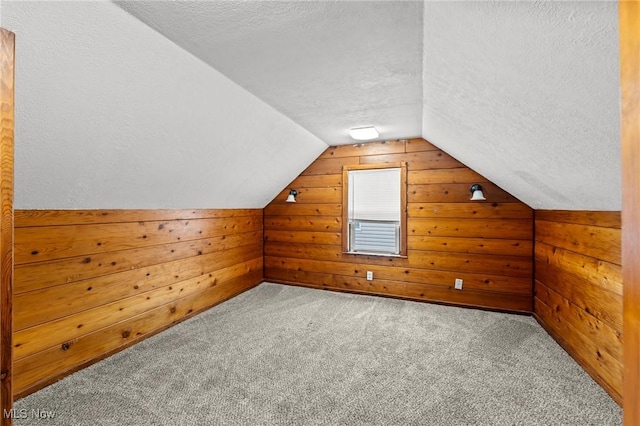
15, 282, 621, 425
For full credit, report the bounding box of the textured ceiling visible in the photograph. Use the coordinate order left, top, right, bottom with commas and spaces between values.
422, 1, 620, 210
1, 1, 621, 210
114, 0, 424, 145
115, 0, 620, 210
2, 1, 326, 209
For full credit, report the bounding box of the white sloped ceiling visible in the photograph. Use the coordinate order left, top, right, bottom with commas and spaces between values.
422, 1, 620, 210
2, 1, 621, 210
115, 0, 621, 211
2, 0, 327, 209
113, 0, 425, 146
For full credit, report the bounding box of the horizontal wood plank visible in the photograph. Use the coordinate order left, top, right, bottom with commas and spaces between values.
360, 150, 464, 170
320, 140, 407, 158
409, 218, 532, 239
407, 251, 532, 278
408, 203, 532, 219
408, 183, 519, 203
302, 157, 359, 176
15, 216, 262, 264
15, 230, 261, 294
264, 216, 341, 232
15, 243, 262, 331
266, 257, 532, 295
408, 236, 532, 257
264, 203, 342, 217
535, 242, 622, 296
15, 209, 261, 228
536, 281, 622, 360
271, 186, 341, 204
405, 284, 532, 313
287, 174, 342, 188
535, 260, 622, 331
14, 257, 263, 360
535, 220, 621, 265
408, 168, 487, 184
535, 210, 621, 228
264, 230, 341, 245
268, 274, 531, 313
404, 138, 440, 152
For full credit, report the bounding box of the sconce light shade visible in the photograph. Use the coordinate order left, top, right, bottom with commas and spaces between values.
286, 189, 298, 203
349, 126, 379, 141
470, 184, 486, 201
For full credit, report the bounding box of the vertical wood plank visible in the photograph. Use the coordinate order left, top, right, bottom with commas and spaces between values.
0, 27, 14, 426
620, 2, 640, 423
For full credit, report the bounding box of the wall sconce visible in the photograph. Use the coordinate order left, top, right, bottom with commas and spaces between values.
470, 184, 486, 201
286, 189, 298, 203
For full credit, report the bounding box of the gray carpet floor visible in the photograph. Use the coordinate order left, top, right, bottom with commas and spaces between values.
15, 282, 621, 425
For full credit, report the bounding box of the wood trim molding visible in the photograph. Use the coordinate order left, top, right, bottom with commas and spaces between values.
341, 162, 408, 256
0, 27, 14, 425
620, 2, 640, 424
341, 167, 349, 254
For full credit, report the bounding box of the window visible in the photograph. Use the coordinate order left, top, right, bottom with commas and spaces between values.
342, 163, 407, 256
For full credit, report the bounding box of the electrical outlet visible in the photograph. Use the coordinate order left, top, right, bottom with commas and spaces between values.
454, 278, 463, 290
366, 271, 373, 281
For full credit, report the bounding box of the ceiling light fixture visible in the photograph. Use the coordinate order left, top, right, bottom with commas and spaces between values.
349, 126, 379, 141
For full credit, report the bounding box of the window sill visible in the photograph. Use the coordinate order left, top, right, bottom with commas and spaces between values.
343, 251, 408, 259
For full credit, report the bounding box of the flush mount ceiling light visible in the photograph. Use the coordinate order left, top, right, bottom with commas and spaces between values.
349, 126, 379, 141
470, 184, 487, 201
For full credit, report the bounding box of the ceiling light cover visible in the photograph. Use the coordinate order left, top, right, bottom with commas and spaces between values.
349, 126, 379, 141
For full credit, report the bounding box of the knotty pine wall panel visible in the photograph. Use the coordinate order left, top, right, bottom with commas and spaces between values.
13, 209, 263, 397
264, 138, 534, 313
534, 210, 622, 404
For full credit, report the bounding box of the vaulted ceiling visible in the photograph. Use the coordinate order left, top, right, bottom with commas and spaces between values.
0, 1, 620, 210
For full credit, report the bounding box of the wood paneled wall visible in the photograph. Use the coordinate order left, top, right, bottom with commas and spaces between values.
534, 210, 622, 404
265, 139, 534, 313
13, 209, 263, 397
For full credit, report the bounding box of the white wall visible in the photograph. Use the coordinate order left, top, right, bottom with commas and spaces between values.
423, 1, 620, 210
3, 0, 326, 209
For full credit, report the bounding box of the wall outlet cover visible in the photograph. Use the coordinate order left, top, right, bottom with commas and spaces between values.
454, 278, 463, 290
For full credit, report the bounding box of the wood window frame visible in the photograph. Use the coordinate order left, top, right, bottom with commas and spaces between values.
342, 162, 407, 257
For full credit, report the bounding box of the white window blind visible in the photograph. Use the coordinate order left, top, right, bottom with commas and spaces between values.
348, 168, 401, 221
347, 168, 401, 255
